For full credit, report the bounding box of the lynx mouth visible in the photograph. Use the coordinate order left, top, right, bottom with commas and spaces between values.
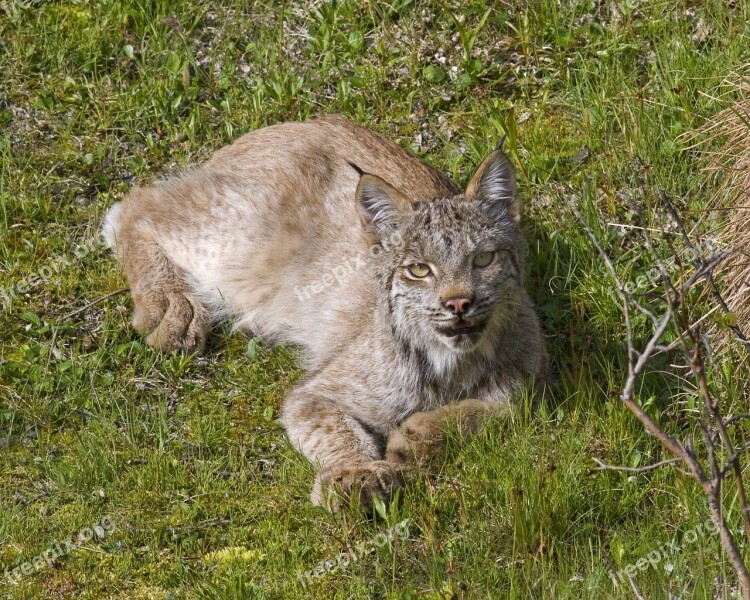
436, 318, 485, 339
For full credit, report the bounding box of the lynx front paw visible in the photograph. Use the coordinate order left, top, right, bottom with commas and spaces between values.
311, 460, 403, 513
385, 411, 447, 470
386, 399, 494, 470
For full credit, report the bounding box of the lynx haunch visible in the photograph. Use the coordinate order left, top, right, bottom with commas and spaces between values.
103, 116, 548, 511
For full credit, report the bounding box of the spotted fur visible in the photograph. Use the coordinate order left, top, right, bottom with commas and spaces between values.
104, 116, 548, 511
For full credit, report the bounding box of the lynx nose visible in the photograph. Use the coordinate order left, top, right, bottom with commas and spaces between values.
444, 296, 473, 315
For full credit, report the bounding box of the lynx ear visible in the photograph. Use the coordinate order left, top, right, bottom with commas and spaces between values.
465, 149, 520, 223
355, 172, 412, 239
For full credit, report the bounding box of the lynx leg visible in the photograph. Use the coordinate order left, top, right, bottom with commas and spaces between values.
123, 237, 210, 354
385, 399, 504, 471
282, 391, 402, 513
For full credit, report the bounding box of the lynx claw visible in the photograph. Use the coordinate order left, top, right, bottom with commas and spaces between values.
311, 460, 403, 514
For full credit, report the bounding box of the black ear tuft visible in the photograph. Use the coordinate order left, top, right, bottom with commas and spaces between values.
347, 161, 365, 177
465, 149, 520, 223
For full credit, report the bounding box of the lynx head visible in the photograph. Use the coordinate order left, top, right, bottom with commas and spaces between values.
355, 148, 526, 370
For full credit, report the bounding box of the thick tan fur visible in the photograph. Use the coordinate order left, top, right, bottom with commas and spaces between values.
104, 116, 548, 512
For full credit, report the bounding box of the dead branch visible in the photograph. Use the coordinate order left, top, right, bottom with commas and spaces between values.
591, 456, 684, 473
569, 193, 750, 598
60, 288, 129, 321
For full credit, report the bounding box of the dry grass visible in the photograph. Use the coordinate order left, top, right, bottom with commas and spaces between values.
700, 74, 750, 339
3, 2, 750, 597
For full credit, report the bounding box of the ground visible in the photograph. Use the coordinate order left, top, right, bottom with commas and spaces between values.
1, 1, 750, 598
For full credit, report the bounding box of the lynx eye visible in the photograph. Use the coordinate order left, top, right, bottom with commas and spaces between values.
406, 263, 432, 278
472, 251, 496, 269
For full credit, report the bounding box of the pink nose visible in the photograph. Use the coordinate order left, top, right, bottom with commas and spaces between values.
444, 297, 472, 315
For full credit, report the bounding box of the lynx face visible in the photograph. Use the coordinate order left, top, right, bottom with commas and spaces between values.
356, 148, 525, 360
389, 199, 524, 353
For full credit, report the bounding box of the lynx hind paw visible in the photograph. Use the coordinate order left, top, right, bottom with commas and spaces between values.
311, 461, 403, 514
136, 291, 210, 354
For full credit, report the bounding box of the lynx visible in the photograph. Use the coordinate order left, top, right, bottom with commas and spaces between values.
103, 116, 548, 511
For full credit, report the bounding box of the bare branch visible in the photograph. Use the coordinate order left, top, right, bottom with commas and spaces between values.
570, 190, 750, 598
591, 456, 683, 473
568, 196, 636, 371
628, 573, 645, 600
725, 414, 750, 428
693, 340, 750, 541
60, 288, 129, 321
721, 442, 750, 479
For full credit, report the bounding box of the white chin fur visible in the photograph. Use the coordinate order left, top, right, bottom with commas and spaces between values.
428, 333, 485, 375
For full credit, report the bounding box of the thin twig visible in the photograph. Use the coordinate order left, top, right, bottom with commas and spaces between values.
568, 196, 636, 372
60, 288, 129, 321
693, 340, 750, 542
570, 191, 750, 598
627, 573, 645, 600
721, 442, 750, 479
591, 456, 682, 473
725, 414, 750, 428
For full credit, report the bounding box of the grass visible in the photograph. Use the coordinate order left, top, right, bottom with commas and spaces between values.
2, 0, 750, 598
